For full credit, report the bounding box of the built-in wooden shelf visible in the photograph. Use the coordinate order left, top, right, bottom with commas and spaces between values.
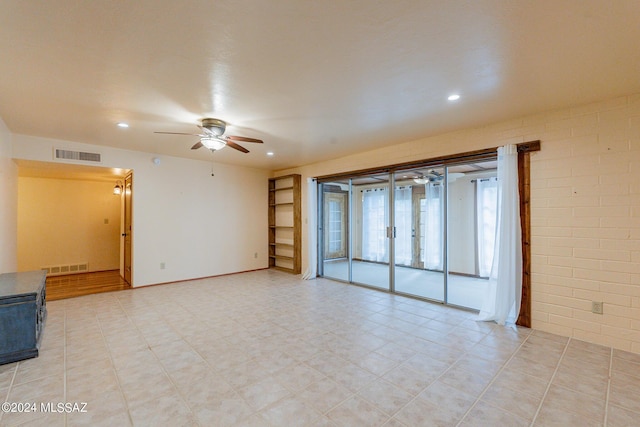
270, 242, 295, 248
268, 174, 301, 274
269, 254, 294, 260
270, 186, 294, 192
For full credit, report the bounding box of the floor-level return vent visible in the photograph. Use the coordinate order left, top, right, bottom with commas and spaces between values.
41, 263, 89, 276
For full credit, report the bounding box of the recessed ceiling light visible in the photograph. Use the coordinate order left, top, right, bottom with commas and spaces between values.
117, 122, 129, 128
448, 94, 460, 101
266, 152, 274, 156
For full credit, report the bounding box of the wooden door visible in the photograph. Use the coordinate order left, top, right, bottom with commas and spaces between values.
123, 173, 133, 285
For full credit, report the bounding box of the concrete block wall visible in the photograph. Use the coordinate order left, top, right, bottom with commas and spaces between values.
530, 94, 640, 352
278, 92, 640, 353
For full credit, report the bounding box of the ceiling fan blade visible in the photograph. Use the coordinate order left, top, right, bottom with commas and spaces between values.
225, 140, 250, 153
226, 135, 263, 144
191, 141, 204, 150
155, 131, 206, 137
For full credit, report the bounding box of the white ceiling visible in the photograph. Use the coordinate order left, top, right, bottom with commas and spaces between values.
1, 1, 639, 171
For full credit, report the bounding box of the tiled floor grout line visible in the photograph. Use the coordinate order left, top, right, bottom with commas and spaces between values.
235, 311, 405, 424
318, 330, 423, 422
368, 320, 502, 425
317, 310, 491, 424
63, 306, 67, 427
9, 271, 640, 425
528, 336, 571, 426
604, 346, 613, 426
0, 360, 18, 425
248, 328, 356, 422
94, 301, 136, 427
453, 328, 533, 427
113, 295, 205, 427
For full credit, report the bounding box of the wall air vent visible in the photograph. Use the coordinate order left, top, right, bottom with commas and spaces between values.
54, 148, 102, 163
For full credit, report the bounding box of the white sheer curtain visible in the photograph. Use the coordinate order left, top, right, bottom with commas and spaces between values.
394, 186, 412, 266
362, 188, 388, 262
478, 145, 522, 325
476, 177, 498, 278
423, 182, 443, 270
302, 178, 317, 280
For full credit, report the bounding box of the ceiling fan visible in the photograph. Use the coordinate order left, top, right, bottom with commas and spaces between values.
411, 170, 465, 184
154, 118, 263, 153
412, 170, 443, 184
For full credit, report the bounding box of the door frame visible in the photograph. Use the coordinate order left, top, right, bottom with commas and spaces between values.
123, 172, 133, 285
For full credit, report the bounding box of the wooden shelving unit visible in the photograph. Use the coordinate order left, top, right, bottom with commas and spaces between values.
268, 174, 301, 274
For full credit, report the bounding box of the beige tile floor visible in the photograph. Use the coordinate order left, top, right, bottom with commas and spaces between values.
1, 269, 639, 426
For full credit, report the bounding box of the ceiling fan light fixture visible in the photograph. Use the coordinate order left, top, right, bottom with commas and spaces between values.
200, 137, 226, 151
413, 177, 429, 184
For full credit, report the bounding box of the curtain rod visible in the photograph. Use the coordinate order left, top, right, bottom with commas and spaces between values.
470, 177, 498, 183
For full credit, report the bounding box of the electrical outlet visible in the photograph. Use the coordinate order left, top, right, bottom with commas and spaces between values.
254, 252, 258, 259
160, 262, 166, 270
592, 301, 603, 314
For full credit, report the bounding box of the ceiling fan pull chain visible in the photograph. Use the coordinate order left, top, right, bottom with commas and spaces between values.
211, 161, 215, 177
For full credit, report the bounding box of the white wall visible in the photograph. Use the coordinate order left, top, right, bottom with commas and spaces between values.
0, 118, 17, 274
12, 134, 269, 287
448, 171, 496, 275
17, 177, 121, 272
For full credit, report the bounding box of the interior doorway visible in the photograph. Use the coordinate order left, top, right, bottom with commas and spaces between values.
15, 160, 132, 296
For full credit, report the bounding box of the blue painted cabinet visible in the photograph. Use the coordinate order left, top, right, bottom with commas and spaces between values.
0, 271, 47, 365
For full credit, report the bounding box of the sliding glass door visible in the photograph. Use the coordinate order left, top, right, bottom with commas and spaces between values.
446, 163, 497, 310
351, 174, 390, 290
394, 168, 445, 302
317, 159, 498, 311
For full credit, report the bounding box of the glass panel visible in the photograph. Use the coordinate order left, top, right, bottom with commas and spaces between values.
447, 161, 497, 309
321, 181, 349, 282
351, 174, 389, 290
394, 168, 445, 301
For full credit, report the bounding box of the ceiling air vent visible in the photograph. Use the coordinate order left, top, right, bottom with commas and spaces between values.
54, 148, 102, 163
